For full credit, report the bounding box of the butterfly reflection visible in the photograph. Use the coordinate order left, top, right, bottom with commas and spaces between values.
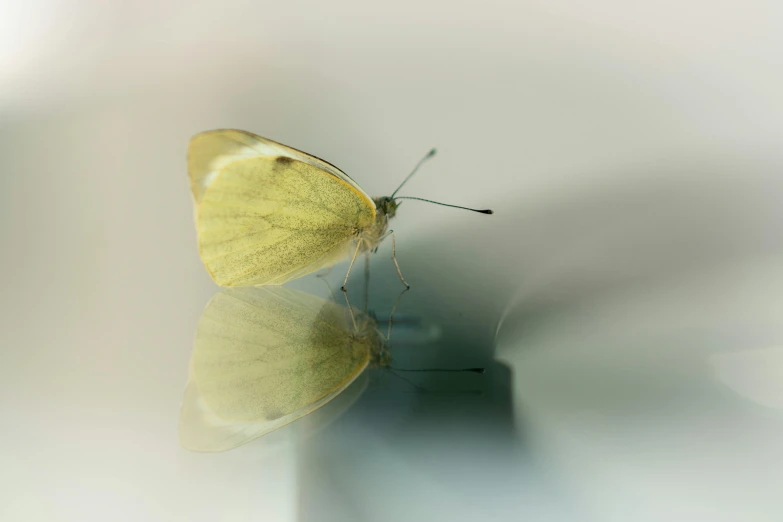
179, 286, 391, 452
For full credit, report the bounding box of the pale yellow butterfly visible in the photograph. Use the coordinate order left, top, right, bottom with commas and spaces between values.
187, 129, 493, 289
178, 286, 388, 452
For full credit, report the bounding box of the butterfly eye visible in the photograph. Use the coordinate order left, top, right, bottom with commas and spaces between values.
384, 199, 398, 217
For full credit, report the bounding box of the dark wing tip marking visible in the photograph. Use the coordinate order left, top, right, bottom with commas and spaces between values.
265, 408, 284, 420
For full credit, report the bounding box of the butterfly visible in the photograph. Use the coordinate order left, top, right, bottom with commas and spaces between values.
187, 129, 492, 290
178, 286, 388, 452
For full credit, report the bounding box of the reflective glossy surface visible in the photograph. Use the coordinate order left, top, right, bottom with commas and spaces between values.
3, 2, 783, 521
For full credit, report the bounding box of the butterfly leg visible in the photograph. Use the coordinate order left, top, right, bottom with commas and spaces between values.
363, 252, 370, 314
342, 288, 359, 332
316, 266, 333, 278
317, 276, 338, 303
341, 240, 363, 292
389, 230, 410, 289
386, 285, 410, 341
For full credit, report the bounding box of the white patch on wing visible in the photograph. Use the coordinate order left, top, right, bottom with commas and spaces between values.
201, 145, 259, 192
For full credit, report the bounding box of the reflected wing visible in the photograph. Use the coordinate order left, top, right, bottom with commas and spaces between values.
195, 153, 375, 286
178, 287, 370, 451
179, 368, 369, 452
187, 129, 373, 204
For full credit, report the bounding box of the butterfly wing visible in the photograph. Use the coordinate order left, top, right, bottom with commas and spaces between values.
179, 367, 369, 452
178, 287, 371, 451
193, 144, 376, 286
187, 129, 373, 204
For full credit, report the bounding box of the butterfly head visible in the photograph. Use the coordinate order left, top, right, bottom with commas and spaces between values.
352, 313, 391, 368
374, 196, 399, 219
373, 343, 392, 368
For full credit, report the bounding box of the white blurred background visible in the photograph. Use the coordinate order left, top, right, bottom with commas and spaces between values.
2, 1, 783, 521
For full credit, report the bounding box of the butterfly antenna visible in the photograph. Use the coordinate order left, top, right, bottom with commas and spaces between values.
387, 370, 427, 392
387, 369, 482, 395
390, 148, 437, 198
393, 196, 493, 214
391, 367, 486, 373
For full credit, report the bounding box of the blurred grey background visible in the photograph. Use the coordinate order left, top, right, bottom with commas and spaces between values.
2, 1, 783, 521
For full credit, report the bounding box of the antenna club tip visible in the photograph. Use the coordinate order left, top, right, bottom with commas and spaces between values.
483, 209, 494, 215
428, 148, 437, 157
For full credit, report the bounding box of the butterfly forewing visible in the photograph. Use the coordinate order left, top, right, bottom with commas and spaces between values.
187, 129, 374, 204
196, 154, 375, 286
